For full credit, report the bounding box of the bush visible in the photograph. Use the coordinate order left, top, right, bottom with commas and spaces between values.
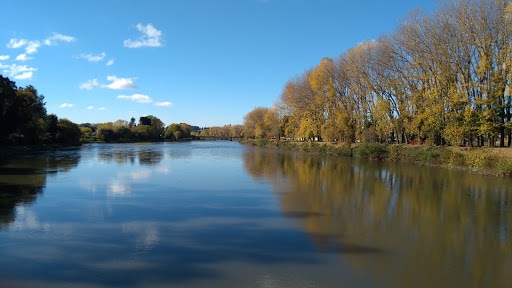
330, 146, 352, 157
355, 143, 389, 160
465, 148, 495, 169
317, 144, 328, 153
407, 146, 441, 162
497, 160, 512, 174
301, 142, 311, 152
388, 144, 405, 161
255, 138, 269, 147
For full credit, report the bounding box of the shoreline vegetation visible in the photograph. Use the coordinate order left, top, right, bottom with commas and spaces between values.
242, 139, 512, 177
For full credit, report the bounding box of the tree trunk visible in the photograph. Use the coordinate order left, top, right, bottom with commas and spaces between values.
500, 127, 505, 147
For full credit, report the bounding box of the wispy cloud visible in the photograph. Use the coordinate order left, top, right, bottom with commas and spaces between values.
0, 55, 10, 60
106, 59, 114, 66
15, 54, 33, 61
124, 23, 162, 48
79, 79, 99, 90
98, 107, 106, 110
88, 106, 94, 110
77, 52, 106, 62
7, 32, 74, 55
60, 103, 74, 108
44, 33, 76, 46
103, 76, 137, 90
117, 94, 173, 107
117, 94, 153, 103
154, 102, 172, 107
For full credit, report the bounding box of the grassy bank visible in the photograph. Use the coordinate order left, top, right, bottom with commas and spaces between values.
242, 139, 512, 176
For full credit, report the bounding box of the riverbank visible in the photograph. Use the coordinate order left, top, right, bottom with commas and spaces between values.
242, 139, 512, 176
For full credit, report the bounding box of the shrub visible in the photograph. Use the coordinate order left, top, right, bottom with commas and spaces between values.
388, 144, 405, 161
317, 144, 328, 153
410, 147, 441, 162
355, 143, 389, 160
464, 148, 495, 169
255, 138, 269, 147
301, 142, 310, 152
330, 147, 352, 157
497, 160, 512, 174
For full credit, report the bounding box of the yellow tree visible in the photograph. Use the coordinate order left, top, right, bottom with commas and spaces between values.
243, 107, 269, 138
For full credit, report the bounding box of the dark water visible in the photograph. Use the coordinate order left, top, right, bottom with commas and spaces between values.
0, 142, 511, 288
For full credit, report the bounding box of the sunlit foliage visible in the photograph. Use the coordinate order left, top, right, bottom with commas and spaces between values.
250, 0, 512, 147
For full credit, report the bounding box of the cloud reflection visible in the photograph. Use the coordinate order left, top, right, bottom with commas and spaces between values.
122, 222, 159, 252
106, 166, 171, 198
12, 206, 50, 232
108, 179, 132, 197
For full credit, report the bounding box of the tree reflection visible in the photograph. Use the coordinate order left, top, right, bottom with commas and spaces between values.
0, 151, 80, 229
97, 144, 163, 166
243, 148, 512, 288
137, 149, 163, 166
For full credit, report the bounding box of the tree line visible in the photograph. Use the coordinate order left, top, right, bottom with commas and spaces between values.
0, 75, 202, 146
0, 75, 81, 146
93, 118, 197, 142
196, 124, 243, 138
243, 0, 512, 147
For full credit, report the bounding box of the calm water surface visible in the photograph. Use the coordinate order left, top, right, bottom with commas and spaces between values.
0, 141, 511, 288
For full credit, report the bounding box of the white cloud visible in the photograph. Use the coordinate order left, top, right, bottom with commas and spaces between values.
106, 59, 114, 66
103, 76, 137, 90
44, 33, 76, 45
7, 39, 27, 48
6, 39, 40, 54
78, 52, 106, 62
117, 94, 153, 103
15, 54, 34, 61
124, 23, 162, 48
0, 55, 9, 60
14, 72, 33, 80
60, 103, 74, 108
154, 101, 172, 107
25, 41, 41, 54
98, 107, 106, 110
88, 106, 94, 110
2, 63, 37, 80
79, 79, 99, 90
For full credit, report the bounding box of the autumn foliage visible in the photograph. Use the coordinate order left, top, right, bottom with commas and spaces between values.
245, 0, 512, 147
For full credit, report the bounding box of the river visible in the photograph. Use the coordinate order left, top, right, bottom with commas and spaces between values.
0, 141, 511, 288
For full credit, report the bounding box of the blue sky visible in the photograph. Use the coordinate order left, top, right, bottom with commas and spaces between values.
1, 0, 436, 127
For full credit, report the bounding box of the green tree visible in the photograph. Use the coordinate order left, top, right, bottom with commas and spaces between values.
56, 119, 81, 145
